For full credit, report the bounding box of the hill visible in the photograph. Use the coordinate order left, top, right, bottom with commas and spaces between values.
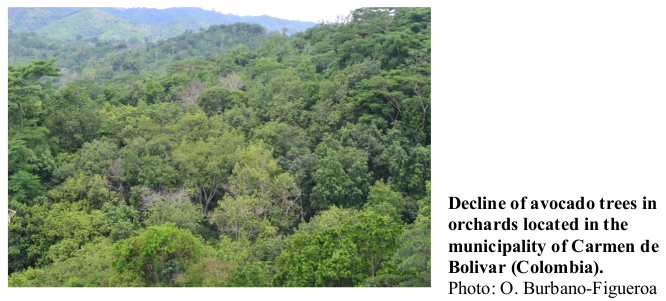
94, 7, 316, 35
10, 22, 268, 83
8, 7, 76, 31
10, 7, 316, 37
8, 7, 430, 288
36, 8, 172, 41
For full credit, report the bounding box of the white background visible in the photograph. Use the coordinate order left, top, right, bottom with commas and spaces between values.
2, 0, 665, 300
440, 0, 666, 300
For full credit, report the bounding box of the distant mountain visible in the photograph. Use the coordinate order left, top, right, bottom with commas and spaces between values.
8, 8, 76, 31
9, 21, 268, 82
92, 8, 316, 35
9, 7, 316, 39
36, 8, 172, 41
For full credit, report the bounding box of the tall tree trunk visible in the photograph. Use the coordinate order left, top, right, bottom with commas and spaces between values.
18, 102, 23, 130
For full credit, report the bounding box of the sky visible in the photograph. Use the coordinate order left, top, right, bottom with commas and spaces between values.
12, 0, 429, 23
148, 1, 403, 22
10, 0, 429, 23
21, 1, 367, 23
203, 5, 363, 23
147, 4, 361, 23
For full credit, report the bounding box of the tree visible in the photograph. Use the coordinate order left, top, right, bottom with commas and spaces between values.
8, 170, 45, 204
251, 121, 312, 158
8, 59, 60, 131
8, 201, 50, 274
310, 138, 372, 211
197, 86, 231, 117
218, 72, 244, 91
380, 141, 430, 199
9, 238, 115, 287
273, 228, 361, 287
172, 130, 244, 214
43, 84, 102, 153
273, 211, 401, 286
100, 203, 140, 242
363, 179, 405, 223
390, 181, 430, 286
144, 77, 165, 104
225, 144, 302, 231
211, 195, 271, 241
74, 139, 119, 177
9, 138, 36, 176
29, 202, 104, 267
142, 190, 205, 236
100, 102, 115, 119
110, 224, 202, 287
345, 212, 402, 278
175, 257, 234, 287
47, 173, 116, 209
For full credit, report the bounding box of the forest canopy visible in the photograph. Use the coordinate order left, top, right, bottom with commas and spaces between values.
8, 7, 431, 287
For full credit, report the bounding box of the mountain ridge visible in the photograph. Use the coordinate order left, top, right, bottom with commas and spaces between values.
9, 7, 316, 39
36, 8, 172, 41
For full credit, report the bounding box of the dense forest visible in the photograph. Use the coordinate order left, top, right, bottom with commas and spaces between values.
7, 7, 431, 287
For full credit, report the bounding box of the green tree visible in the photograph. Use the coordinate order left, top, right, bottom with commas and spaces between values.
8, 59, 60, 130
8, 138, 36, 176
43, 84, 102, 153
197, 86, 231, 117
9, 238, 115, 287
273, 228, 361, 287
100, 203, 141, 242
225, 144, 302, 232
363, 179, 405, 223
110, 223, 202, 287
100, 102, 115, 119
211, 195, 272, 241
273, 211, 401, 286
345, 212, 402, 278
172, 130, 244, 214
9, 170, 45, 204
310, 138, 372, 211
29, 202, 104, 267
144, 196, 204, 236
175, 257, 234, 287
390, 181, 430, 286
8, 201, 50, 274
74, 139, 119, 177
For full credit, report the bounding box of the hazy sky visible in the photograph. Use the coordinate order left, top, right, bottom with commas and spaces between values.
22, 1, 403, 23
148, 3, 364, 23
205, 5, 363, 23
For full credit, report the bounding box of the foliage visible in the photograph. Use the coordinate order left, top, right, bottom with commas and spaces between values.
363, 179, 405, 223
9, 238, 115, 287
273, 211, 402, 286
8, 7, 430, 287
110, 223, 202, 286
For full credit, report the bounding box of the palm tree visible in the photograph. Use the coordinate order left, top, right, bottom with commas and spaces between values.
100, 102, 115, 119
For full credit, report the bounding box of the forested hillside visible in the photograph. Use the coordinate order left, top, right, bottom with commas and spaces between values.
8, 7, 431, 287
35, 8, 173, 41
9, 22, 268, 82
9, 7, 315, 38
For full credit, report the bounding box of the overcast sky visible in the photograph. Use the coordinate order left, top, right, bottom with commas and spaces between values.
18, 0, 416, 23
203, 5, 364, 23
147, 3, 365, 23
18, 0, 425, 23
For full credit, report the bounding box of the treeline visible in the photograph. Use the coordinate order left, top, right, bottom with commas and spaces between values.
8, 7, 431, 287
9, 22, 268, 83
9, 7, 315, 37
